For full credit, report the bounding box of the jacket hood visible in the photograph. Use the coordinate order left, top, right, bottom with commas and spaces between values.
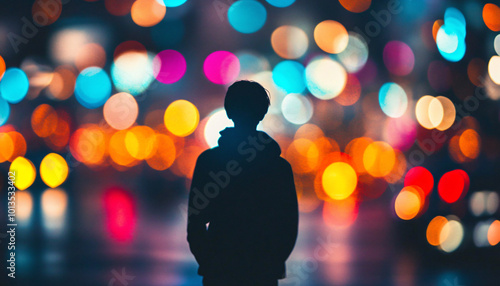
217, 127, 281, 158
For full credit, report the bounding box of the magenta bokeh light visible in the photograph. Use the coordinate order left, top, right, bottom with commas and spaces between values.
153, 49, 187, 84
383, 41, 415, 76
203, 51, 240, 85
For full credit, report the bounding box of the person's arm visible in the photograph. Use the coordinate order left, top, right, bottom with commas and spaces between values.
268, 160, 299, 263
187, 152, 212, 267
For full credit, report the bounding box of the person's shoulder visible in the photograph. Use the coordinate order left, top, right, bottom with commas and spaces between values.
196, 147, 221, 162
275, 156, 293, 171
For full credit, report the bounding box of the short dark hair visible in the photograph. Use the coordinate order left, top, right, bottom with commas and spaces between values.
224, 80, 270, 123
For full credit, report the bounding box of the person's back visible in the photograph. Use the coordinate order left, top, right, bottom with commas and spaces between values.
187, 81, 299, 286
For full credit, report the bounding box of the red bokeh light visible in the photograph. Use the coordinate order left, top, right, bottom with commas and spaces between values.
438, 170, 470, 203
103, 187, 136, 242
404, 166, 434, 196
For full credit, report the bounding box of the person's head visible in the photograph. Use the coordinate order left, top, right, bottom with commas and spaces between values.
224, 80, 270, 129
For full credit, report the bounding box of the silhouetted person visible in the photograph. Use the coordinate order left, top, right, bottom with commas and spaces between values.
187, 81, 299, 286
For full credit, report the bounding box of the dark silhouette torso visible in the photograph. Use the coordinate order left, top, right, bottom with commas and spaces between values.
187, 128, 298, 284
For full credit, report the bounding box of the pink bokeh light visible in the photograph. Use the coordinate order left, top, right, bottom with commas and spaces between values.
153, 49, 187, 84
203, 51, 240, 85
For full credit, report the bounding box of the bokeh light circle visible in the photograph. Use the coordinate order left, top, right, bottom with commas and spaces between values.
75, 67, 112, 109
0, 98, 10, 126
378, 82, 408, 118
488, 55, 500, 85
204, 108, 234, 148
438, 170, 470, 203
271, 26, 309, 59
131, 0, 166, 27
383, 41, 415, 76
112, 51, 154, 95
395, 186, 422, 220
0, 68, 29, 104
314, 20, 348, 54
152, 50, 187, 84
203, 51, 240, 85
0, 55, 5, 79
9, 157, 36, 191
281, 93, 313, 125
272, 60, 305, 94
40, 153, 69, 188
103, 92, 139, 130
404, 166, 434, 196
228, 0, 267, 34
363, 141, 395, 177
427, 216, 449, 246
305, 57, 347, 100
164, 100, 199, 137
322, 162, 357, 200
483, 3, 500, 32
339, 0, 371, 13
266, 0, 294, 7
161, 0, 187, 7
337, 33, 369, 73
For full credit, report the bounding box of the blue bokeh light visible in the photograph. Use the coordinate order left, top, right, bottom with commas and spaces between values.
0, 68, 29, 104
0, 97, 10, 126
266, 0, 295, 8
378, 82, 408, 118
228, 0, 267, 34
436, 25, 466, 62
160, 0, 187, 7
272, 60, 305, 94
75, 67, 112, 109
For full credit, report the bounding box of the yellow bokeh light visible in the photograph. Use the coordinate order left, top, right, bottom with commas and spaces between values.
131, 0, 166, 27
9, 157, 37, 191
314, 20, 349, 54
426, 216, 449, 246
164, 100, 199, 137
271, 25, 309, 59
125, 126, 157, 160
395, 186, 422, 220
363, 141, 395, 177
40, 153, 69, 188
322, 162, 358, 200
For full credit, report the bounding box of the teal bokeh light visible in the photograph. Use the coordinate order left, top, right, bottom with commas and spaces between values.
0, 97, 9, 126
272, 61, 305, 94
75, 67, 112, 109
0, 68, 29, 104
228, 0, 267, 34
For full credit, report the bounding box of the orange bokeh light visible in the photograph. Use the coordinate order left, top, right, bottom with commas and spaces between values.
31, 104, 58, 138
483, 3, 500, 32
131, 0, 166, 27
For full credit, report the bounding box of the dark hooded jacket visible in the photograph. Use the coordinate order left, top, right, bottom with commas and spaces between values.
187, 127, 298, 281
